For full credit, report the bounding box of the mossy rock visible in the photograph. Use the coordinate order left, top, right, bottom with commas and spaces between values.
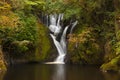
1, 39, 36, 63
0, 70, 6, 80
0, 60, 6, 71
68, 42, 102, 64
35, 23, 57, 62
1, 22, 55, 63
68, 27, 103, 64
101, 55, 120, 72
0, 47, 6, 71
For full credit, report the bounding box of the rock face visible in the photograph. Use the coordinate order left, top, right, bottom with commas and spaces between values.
35, 23, 57, 62
100, 41, 120, 72
67, 26, 120, 73
0, 48, 5, 80
0, 46, 6, 71
1, 22, 56, 64
67, 27, 104, 64
67, 23, 120, 72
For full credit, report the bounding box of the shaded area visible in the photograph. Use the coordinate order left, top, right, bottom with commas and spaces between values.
0, 71, 5, 80
1, 64, 120, 80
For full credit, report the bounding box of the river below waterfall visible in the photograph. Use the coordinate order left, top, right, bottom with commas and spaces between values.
1, 64, 120, 80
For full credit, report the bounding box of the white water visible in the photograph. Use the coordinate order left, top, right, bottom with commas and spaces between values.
60, 26, 69, 54
49, 14, 62, 35
50, 34, 65, 63
48, 14, 66, 63
70, 21, 78, 34
45, 13, 77, 64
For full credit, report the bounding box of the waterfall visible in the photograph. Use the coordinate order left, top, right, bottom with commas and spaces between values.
60, 26, 69, 54
49, 14, 62, 36
50, 34, 65, 63
70, 21, 78, 34
44, 13, 77, 64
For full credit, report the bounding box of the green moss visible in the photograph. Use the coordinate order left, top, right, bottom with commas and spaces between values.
101, 55, 120, 72
101, 39, 120, 72
35, 23, 51, 61
0, 48, 6, 71
0, 60, 6, 71
68, 27, 103, 64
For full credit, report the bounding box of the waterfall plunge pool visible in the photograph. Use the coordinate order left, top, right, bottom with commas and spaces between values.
1, 64, 120, 80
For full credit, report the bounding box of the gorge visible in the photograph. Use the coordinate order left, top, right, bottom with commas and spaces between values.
1, 0, 120, 78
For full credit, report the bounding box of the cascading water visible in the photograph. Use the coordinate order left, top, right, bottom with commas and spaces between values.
44, 13, 78, 64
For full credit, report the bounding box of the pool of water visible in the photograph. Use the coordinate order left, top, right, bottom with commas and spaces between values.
1, 64, 120, 80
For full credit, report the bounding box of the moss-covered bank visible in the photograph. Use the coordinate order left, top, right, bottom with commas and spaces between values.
1, 0, 120, 73
67, 27, 104, 64
0, 46, 6, 71
35, 22, 57, 62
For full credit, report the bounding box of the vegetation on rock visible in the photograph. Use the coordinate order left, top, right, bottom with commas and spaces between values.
0, 0, 120, 72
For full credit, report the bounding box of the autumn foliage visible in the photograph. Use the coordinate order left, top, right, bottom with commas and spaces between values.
0, 1, 19, 28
